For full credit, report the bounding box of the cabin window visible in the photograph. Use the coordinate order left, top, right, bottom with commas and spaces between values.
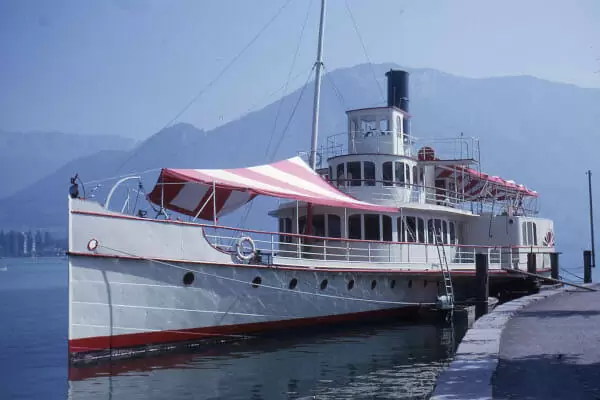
428, 219, 434, 243
398, 217, 405, 242
523, 221, 538, 246
383, 162, 393, 186
328, 215, 341, 238
279, 218, 292, 243
405, 216, 417, 242
413, 166, 419, 185
382, 215, 392, 241
405, 164, 411, 185
449, 221, 456, 244
395, 162, 405, 186
348, 215, 362, 239
442, 220, 448, 244
417, 217, 425, 243
364, 162, 376, 186
312, 215, 325, 237
364, 214, 380, 241
299, 216, 306, 235
336, 163, 345, 186
347, 162, 362, 186
379, 119, 389, 134
328, 166, 332, 182
434, 219, 443, 243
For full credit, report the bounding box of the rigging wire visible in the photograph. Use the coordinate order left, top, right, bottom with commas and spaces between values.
264, 0, 314, 158
344, 0, 385, 104
112, 0, 295, 175
234, 65, 315, 230
323, 64, 347, 112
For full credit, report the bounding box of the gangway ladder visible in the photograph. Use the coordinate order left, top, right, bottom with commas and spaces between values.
434, 230, 455, 312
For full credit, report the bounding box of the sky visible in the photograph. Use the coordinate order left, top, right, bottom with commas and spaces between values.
1, 0, 599, 139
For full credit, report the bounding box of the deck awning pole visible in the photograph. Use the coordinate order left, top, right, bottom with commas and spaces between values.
212, 180, 217, 225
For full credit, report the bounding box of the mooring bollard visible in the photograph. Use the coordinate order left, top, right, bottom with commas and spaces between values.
475, 253, 489, 319
584, 250, 592, 284
550, 252, 559, 280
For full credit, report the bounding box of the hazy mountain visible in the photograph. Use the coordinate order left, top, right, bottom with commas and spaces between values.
0, 131, 135, 198
1, 63, 599, 266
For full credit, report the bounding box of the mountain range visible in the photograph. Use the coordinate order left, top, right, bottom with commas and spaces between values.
1, 63, 599, 267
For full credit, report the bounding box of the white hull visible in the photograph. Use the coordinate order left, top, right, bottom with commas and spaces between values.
68, 199, 439, 358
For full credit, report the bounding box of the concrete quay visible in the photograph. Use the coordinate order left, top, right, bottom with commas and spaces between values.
431, 284, 600, 400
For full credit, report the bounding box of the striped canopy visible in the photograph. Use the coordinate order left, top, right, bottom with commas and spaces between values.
148, 157, 398, 220
436, 164, 538, 200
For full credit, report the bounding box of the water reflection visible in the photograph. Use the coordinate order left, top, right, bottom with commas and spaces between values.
69, 321, 465, 400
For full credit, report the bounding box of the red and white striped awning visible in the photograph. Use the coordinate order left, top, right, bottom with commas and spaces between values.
436, 164, 537, 200
148, 157, 398, 220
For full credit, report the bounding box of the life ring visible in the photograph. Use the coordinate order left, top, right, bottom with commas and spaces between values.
235, 236, 256, 262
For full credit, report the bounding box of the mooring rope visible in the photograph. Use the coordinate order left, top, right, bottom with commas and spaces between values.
97, 244, 437, 307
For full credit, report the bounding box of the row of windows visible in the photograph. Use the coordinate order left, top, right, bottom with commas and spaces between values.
522, 221, 538, 246
248, 275, 430, 291
350, 115, 408, 135
279, 214, 458, 244
332, 160, 422, 187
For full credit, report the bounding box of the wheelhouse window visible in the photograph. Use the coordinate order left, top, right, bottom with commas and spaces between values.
347, 162, 362, 186
364, 162, 376, 186
328, 215, 341, 238
360, 117, 377, 136
348, 214, 362, 240
364, 214, 380, 241
382, 215, 392, 241
279, 218, 292, 243
383, 161, 393, 186
379, 119, 389, 134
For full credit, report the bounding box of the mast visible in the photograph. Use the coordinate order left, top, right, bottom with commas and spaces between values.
587, 170, 596, 267
309, 0, 326, 170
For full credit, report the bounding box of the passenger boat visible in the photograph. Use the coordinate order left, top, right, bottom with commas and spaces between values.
67, 2, 554, 362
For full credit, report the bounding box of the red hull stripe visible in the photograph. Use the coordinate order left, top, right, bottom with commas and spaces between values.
69, 306, 420, 354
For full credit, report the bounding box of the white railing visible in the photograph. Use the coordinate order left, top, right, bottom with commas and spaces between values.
203, 224, 553, 270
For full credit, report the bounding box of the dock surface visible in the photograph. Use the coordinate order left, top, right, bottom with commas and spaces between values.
494, 284, 600, 399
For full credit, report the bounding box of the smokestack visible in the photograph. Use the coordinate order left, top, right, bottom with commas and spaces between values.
385, 70, 409, 112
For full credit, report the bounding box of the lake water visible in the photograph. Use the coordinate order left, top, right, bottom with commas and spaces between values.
0, 258, 467, 399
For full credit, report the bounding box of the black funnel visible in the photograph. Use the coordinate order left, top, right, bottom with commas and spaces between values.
385, 70, 409, 112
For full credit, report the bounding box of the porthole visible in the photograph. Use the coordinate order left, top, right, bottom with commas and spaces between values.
408, 280, 413, 288
320, 279, 328, 290
252, 276, 262, 288
347, 279, 355, 290
390, 279, 396, 289
289, 278, 298, 290
371, 280, 377, 290
424, 280, 428, 288
183, 272, 195, 285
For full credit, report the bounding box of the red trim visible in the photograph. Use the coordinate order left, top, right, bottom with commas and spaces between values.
69, 306, 420, 355
69, 251, 551, 276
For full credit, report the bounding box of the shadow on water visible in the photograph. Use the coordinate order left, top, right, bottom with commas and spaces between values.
68, 320, 468, 400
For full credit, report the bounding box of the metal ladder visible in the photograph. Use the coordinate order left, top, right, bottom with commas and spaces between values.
434, 230, 455, 311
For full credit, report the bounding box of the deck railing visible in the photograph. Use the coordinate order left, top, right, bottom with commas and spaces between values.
203, 224, 553, 270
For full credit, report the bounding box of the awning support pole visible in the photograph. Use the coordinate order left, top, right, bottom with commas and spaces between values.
296, 200, 300, 258
212, 180, 217, 225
